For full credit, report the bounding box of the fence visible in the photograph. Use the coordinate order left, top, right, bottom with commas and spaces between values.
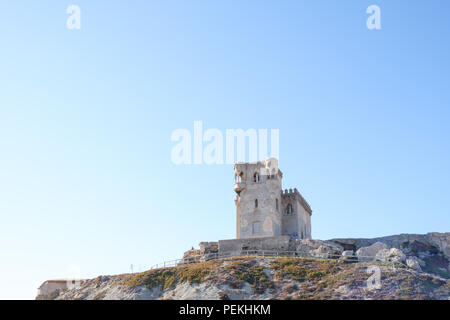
146, 249, 407, 271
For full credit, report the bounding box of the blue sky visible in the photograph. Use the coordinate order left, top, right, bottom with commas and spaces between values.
0, 1, 449, 299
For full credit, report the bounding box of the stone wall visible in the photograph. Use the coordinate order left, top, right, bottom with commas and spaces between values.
37, 280, 68, 298
218, 236, 291, 256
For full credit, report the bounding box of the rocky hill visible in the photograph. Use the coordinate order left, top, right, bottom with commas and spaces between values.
36, 232, 449, 300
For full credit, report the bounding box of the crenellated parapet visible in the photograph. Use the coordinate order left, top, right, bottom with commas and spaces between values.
281, 188, 312, 215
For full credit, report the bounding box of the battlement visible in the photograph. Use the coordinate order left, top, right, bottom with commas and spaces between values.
282, 188, 297, 195
281, 188, 312, 215
234, 158, 282, 179
233, 158, 283, 195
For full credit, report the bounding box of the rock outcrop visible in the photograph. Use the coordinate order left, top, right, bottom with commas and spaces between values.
356, 242, 388, 262
375, 248, 406, 263
294, 239, 343, 259
329, 233, 450, 258
329, 232, 449, 278
181, 242, 219, 264
406, 256, 422, 272
340, 250, 357, 262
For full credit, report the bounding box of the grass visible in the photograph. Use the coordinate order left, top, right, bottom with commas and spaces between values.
226, 260, 271, 285
271, 257, 341, 282
121, 260, 219, 290
224, 258, 274, 294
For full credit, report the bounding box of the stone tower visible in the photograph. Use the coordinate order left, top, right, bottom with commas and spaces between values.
234, 158, 312, 239
234, 158, 282, 239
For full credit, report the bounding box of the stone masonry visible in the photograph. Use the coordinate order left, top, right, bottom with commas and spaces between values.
234, 158, 312, 239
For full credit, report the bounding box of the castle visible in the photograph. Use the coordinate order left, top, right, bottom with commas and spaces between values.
180, 158, 313, 261
234, 158, 312, 239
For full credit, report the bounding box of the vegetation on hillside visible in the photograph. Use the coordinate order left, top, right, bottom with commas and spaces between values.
41, 257, 449, 300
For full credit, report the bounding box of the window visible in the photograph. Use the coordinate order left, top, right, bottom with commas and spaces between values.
255, 199, 258, 208
237, 172, 243, 183
276, 198, 279, 210
253, 172, 259, 182
286, 204, 293, 214
252, 221, 262, 234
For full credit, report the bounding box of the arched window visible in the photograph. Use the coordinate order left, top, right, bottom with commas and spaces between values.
286, 204, 293, 214
253, 172, 259, 182
255, 199, 258, 208
237, 172, 243, 183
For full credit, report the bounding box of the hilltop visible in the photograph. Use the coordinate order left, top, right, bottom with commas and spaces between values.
36, 232, 450, 300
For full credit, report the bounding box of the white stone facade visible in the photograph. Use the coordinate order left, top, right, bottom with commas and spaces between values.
234, 158, 312, 239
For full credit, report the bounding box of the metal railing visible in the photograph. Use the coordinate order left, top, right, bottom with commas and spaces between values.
145, 249, 408, 272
